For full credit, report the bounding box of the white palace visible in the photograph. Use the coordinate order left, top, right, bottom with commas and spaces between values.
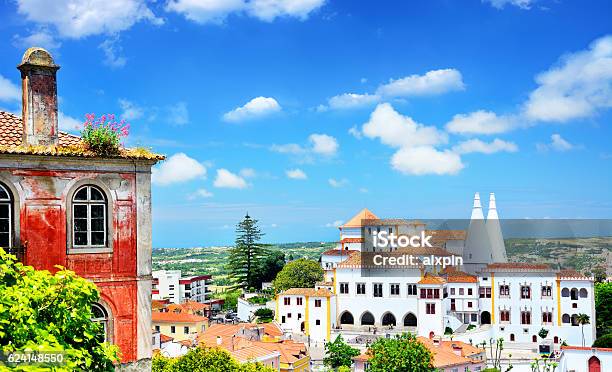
275, 193, 596, 352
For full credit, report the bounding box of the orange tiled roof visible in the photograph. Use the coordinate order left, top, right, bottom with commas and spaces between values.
561, 346, 612, 352
557, 270, 590, 279
160, 334, 174, 343
152, 311, 208, 323
486, 263, 552, 271
0, 111, 164, 160
322, 248, 357, 256
201, 323, 283, 340
445, 270, 478, 283
167, 301, 209, 314
253, 340, 307, 364
341, 208, 379, 228
418, 274, 446, 285
282, 288, 333, 297
341, 237, 364, 243
229, 345, 279, 363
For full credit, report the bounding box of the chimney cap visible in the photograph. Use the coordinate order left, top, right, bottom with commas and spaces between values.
18, 47, 59, 71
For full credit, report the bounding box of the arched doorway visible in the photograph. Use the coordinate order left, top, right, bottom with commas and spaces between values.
300, 322, 305, 332
403, 313, 417, 327
361, 311, 375, 326
340, 311, 354, 325
381, 312, 396, 326
588, 356, 601, 372
480, 311, 491, 325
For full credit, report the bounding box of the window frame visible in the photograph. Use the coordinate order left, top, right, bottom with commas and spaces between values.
67, 182, 113, 254
0, 183, 13, 249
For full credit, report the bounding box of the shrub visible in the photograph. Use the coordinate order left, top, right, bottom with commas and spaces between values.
445, 327, 453, 335
81, 113, 129, 156
593, 333, 612, 348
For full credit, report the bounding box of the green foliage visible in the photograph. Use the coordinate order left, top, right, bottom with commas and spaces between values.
538, 328, 549, 339
593, 333, 612, 348
0, 248, 119, 371
444, 327, 453, 335
272, 258, 324, 291
152, 347, 275, 372
337, 366, 351, 372
323, 335, 360, 369
219, 290, 241, 311
576, 313, 591, 347
247, 295, 270, 305
228, 214, 268, 290
81, 113, 129, 156
466, 324, 476, 331
253, 308, 273, 318
255, 250, 286, 285
366, 333, 435, 372
595, 282, 612, 338
530, 357, 558, 372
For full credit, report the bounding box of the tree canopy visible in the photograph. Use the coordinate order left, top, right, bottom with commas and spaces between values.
0, 248, 119, 371
255, 250, 286, 285
366, 333, 435, 372
152, 347, 274, 372
272, 258, 323, 291
227, 214, 267, 290
595, 282, 612, 338
323, 334, 360, 369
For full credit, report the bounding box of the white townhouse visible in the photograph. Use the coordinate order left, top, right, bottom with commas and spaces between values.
276, 198, 597, 349
152, 269, 213, 304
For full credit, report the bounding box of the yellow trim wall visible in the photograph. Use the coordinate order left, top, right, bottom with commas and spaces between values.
326, 297, 331, 341
556, 279, 562, 325
275, 295, 279, 322
304, 295, 310, 336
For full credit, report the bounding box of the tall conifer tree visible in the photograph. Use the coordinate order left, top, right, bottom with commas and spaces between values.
228, 213, 266, 290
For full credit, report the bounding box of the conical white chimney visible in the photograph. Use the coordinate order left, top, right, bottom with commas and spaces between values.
486, 193, 507, 263
470, 192, 484, 220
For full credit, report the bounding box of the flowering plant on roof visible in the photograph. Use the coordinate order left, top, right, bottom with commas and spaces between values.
81, 113, 129, 156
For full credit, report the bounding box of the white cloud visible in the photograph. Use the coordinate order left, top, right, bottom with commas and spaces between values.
270, 143, 306, 154
325, 220, 343, 227
319, 93, 379, 111
15, 0, 162, 39
12, 28, 61, 51
359, 187, 369, 193
453, 138, 518, 154
188, 188, 213, 199
0, 75, 20, 102
99, 36, 127, 68
523, 35, 612, 122
166, 0, 325, 24
58, 112, 82, 132
445, 110, 515, 135
239, 168, 256, 178
537, 134, 574, 152
308, 133, 338, 156
484, 0, 533, 9
213, 169, 248, 189
348, 126, 362, 139
286, 168, 307, 179
152, 153, 207, 186
169, 102, 189, 125
118, 99, 144, 121
328, 178, 348, 188
391, 146, 464, 176
376, 69, 465, 97
223, 96, 281, 123
362, 103, 447, 148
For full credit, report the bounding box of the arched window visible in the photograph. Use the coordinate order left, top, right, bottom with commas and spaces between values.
570, 288, 579, 300
72, 185, 107, 247
340, 311, 354, 325
579, 288, 588, 298
360, 311, 375, 326
0, 183, 13, 248
532, 335, 537, 343
92, 303, 109, 342
561, 288, 569, 297
554, 336, 559, 343
381, 312, 396, 326
403, 313, 417, 327
510, 333, 515, 341
562, 314, 570, 324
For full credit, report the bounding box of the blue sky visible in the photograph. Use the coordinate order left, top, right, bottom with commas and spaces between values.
0, 0, 611, 246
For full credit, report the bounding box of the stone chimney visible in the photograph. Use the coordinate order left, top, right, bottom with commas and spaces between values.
17, 47, 60, 146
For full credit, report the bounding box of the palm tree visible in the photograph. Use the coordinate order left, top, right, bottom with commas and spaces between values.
576, 313, 590, 346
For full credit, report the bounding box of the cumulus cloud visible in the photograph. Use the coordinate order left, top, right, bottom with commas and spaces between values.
286, 168, 307, 180
12, 28, 61, 51
223, 96, 281, 123
308, 133, 338, 156
15, 0, 162, 39
453, 138, 518, 154
270, 143, 306, 155
325, 220, 343, 227
348, 126, 362, 139
328, 178, 348, 188
166, 0, 326, 24
99, 36, 127, 68
239, 168, 256, 178
376, 69, 465, 97
0, 75, 20, 102
484, 0, 533, 9
445, 110, 515, 135
169, 102, 189, 125
536, 134, 575, 152
523, 35, 612, 122
118, 99, 144, 121
152, 153, 207, 186
318, 93, 379, 111
58, 112, 82, 132
188, 188, 213, 199
362, 103, 447, 148
391, 146, 464, 176
213, 169, 248, 189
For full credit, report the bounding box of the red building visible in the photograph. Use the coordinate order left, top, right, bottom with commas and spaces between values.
0, 47, 163, 367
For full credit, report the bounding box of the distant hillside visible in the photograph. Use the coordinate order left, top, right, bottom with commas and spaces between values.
153, 242, 334, 285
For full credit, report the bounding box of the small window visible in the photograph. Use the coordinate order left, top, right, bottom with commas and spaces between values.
170, 326, 176, 334
184, 326, 189, 334
390, 283, 400, 296
316, 319, 321, 326
155, 325, 160, 332
357, 283, 366, 295
296, 297, 303, 305
315, 299, 322, 307
340, 282, 349, 294
373, 283, 383, 297
72, 185, 107, 248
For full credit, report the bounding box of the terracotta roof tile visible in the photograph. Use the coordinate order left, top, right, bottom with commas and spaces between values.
341, 208, 379, 228
160, 334, 174, 343
322, 248, 357, 256
341, 237, 363, 243
486, 263, 552, 271
152, 311, 208, 323
444, 270, 478, 283
418, 274, 446, 285
557, 270, 590, 279
0, 111, 164, 160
